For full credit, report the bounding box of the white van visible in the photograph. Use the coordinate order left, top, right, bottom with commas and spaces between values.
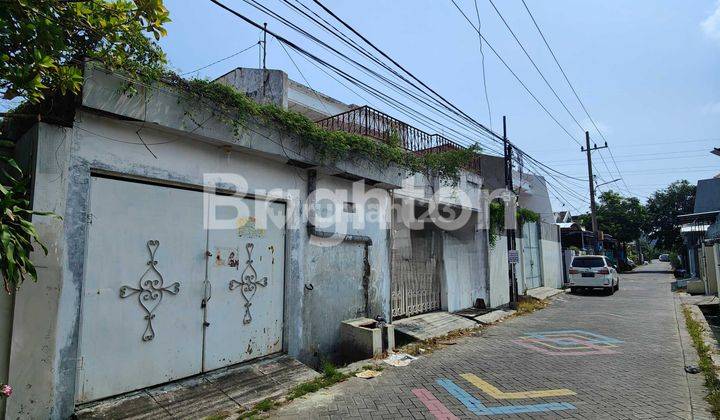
568, 255, 620, 294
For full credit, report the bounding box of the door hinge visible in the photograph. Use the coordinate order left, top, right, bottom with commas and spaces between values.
86, 213, 94, 224
203, 321, 210, 327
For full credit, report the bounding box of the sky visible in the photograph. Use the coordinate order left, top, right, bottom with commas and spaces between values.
159, 0, 720, 214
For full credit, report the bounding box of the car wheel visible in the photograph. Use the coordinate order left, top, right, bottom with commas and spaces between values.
570, 287, 578, 294
606, 286, 614, 295
615, 280, 620, 291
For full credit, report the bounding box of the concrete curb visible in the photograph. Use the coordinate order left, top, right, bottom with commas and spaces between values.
674, 296, 715, 419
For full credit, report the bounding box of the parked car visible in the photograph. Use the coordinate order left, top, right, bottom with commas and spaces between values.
568, 255, 620, 294
659, 253, 670, 262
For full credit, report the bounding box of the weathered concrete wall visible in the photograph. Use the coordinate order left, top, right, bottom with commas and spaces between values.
7, 123, 72, 419
301, 175, 391, 366
7, 94, 401, 417
81, 65, 405, 189
302, 240, 366, 366
488, 234, 510, 307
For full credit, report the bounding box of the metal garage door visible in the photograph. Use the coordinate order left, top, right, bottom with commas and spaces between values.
77, 176, 285, 403
522, 221, 543, 290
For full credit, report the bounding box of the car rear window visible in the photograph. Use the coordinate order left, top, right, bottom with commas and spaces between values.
571, 257, 606, 268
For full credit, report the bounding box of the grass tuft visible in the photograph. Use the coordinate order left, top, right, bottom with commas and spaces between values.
683, 305, 720, 418
287, 362, 350, 400
516, 297, 548, 314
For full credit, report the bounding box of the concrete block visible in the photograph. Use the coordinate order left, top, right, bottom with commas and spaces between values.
687, 279, 706, 295
340, 318, 394, 361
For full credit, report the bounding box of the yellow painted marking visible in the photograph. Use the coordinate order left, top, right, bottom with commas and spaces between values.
460, 374, 576, 399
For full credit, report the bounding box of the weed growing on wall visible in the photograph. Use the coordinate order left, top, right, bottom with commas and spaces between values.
166, 75, 479, 184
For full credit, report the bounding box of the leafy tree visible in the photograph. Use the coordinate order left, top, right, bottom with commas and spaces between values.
0, 145, 58, 292
0, 1, 169, 292
1, 0, 170, 103
577, 190, 646, 243
644, 180, 696, 253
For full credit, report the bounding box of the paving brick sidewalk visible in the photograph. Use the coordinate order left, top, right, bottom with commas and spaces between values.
272, 262, 713, 419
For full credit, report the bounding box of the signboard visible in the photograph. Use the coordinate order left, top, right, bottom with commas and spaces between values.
508, 249, 519, 264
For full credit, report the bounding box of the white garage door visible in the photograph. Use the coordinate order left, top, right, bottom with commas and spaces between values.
76, 176, 285, 403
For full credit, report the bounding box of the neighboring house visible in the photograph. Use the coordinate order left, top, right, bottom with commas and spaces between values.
479, 154, 565, 301
679, 177, 720, 294
0, 65, 566, 418
554, 210, 572, 223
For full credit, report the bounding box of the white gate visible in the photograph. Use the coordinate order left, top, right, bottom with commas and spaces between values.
522, 222, 543, 290
77, 177, 285, 403
204, 198, 285, 370
391, 227, 440, 318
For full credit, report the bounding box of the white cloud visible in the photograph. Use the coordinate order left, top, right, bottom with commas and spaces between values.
702, 101, 720, 115
701, 1, 720, 42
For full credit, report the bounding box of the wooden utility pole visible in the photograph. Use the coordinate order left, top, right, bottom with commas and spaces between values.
580, 131, 607, 254
504, 116, 518, 306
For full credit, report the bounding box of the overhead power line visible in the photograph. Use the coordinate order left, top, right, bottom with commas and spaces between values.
486, 0, 585, 141
181, 41, 259, 75
472, 0, 493, 129
520, 0, 632, 195
206, 0, 590, 207
447, 0, 581, 147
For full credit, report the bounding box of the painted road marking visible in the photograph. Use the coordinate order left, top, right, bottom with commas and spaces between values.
460, 373, 576, 399
513, 330, 622, 355
411, 388, 459, 420
436, 379, 575, 415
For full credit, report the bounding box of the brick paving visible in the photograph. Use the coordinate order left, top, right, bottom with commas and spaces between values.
272, 262, 713, 419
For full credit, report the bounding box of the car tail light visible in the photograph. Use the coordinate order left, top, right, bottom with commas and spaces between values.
598, 268, 610, 275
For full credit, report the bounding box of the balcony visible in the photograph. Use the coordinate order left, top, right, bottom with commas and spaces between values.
316, 105, 481, 173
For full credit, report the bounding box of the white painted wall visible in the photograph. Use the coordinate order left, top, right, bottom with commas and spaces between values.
541, 239, 564, 289
489, 234, 510, 307
442, 227, 485, 312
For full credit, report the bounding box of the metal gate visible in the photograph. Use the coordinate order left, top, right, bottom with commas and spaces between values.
391, 227, 441, 318
522, 221, 543, 290
77, 176, 285, 403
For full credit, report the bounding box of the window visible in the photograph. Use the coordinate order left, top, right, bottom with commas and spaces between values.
571, 257, 606, 268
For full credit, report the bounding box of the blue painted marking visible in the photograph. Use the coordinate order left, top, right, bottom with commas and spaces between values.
523, 330, 623, 344
437, 379, 575, 416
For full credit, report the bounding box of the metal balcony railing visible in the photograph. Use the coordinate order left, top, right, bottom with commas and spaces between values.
316, 106, 481, 173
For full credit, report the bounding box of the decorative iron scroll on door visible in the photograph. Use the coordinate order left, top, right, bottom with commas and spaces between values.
119, 240, 181, 341
229, 243, 267, 324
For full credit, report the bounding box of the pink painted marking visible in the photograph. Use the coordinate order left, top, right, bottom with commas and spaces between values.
412, 388, 459, 420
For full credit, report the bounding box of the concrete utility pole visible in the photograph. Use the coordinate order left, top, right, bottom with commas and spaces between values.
504, 116, 518, 307
262, 22, 268, 70
581, 131, 607, 254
